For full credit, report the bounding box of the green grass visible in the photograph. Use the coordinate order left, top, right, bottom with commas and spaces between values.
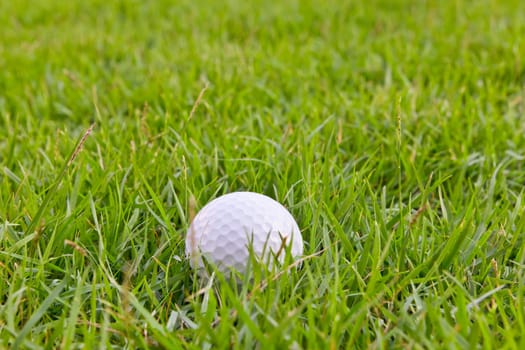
1, 0, 525, 348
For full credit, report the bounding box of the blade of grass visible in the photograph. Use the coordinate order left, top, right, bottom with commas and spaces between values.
12, 279, 67, 349
24, 124, 94, 237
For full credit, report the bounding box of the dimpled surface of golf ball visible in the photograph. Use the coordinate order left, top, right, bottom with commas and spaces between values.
186, 192, 303, 275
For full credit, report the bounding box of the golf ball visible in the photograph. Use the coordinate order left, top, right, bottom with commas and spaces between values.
186, 192, 303, 275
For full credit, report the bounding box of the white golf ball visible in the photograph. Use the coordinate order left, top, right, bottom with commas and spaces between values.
186, 192, 303, 275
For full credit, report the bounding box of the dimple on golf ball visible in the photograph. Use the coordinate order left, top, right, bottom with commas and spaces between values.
185, 192, 303, 275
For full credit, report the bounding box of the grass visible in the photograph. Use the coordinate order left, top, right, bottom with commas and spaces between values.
1, 0, 525, 348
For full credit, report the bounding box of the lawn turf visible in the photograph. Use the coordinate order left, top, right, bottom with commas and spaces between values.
1, 0, 525, 348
